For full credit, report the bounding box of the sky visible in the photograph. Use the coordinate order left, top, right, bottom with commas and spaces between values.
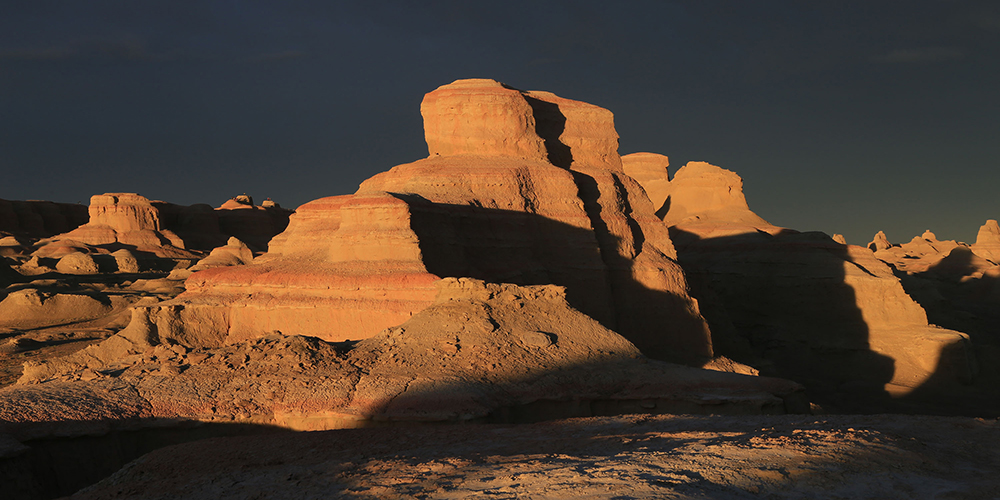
2, 1, 998, 245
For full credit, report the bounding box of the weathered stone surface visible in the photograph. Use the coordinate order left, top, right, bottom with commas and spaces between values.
63, 414, 1000, 500
421, 79, 548, 161
110, 249, 140, 274
54, 194, 194, 259
10, 279, 802, 433
35, 193, 292, 263
149, 79, 711, 362
873, 230, 964, 275
867, 226, 1000, 414
655, 160, 772, 228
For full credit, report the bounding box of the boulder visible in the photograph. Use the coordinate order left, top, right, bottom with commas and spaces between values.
111, 249, 141, 274
0, 290, 113, 330
55, 252, 99, 275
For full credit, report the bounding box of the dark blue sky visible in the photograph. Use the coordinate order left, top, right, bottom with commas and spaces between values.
2, 1, 998, 244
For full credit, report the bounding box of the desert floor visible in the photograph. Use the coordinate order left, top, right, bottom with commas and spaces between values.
73, 413, 999, 500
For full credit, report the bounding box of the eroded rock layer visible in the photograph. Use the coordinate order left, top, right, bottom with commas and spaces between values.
150, 79, 711, 362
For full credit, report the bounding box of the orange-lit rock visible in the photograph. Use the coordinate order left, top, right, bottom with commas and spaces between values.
137, 79, 711, 362
12, 279, 803, 431
868, 230, 892, 252
622, 152, 671, 214
55, 193, 193, 259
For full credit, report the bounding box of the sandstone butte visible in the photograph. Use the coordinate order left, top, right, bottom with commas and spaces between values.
622, 153, 978, 411
123, 78, 712, 364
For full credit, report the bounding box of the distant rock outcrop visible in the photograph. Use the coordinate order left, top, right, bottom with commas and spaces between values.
868, 230, 892, 252
627, 159, 772, 229
9, 193, 293, 277
138, 79, 711, 363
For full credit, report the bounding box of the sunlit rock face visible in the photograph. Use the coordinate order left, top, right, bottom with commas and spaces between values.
623, 157, 771, 229
142, 79, 712, 363
626, 155, 976, 412
972, 219, 1000, 264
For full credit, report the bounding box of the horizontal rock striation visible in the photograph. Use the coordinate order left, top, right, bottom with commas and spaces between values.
143, 79, 711, 362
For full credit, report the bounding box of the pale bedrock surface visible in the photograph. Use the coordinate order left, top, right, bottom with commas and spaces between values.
156, 78, 711, 361
628, 159, 974, 411
129, 193, 440, 347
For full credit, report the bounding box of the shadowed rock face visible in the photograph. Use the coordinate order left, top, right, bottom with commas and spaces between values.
627, 156, 977, 413
145, 79, 711, 363
0, 199, 88, 239
972, 219, 1000, 264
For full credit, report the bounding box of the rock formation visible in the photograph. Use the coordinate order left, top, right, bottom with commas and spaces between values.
972, 219, 1000, 264
868, 230, 892, 252
625, 156, 976, 411
621, 152, 671, 214
624, 158, 771, 229
134, 79, 711, 363
55, 193, 192, 258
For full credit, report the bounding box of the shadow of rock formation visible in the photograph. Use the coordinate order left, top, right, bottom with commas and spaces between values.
624, 154, 978, 414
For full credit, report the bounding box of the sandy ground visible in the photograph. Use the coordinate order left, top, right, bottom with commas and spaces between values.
74, 413, 999, 499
